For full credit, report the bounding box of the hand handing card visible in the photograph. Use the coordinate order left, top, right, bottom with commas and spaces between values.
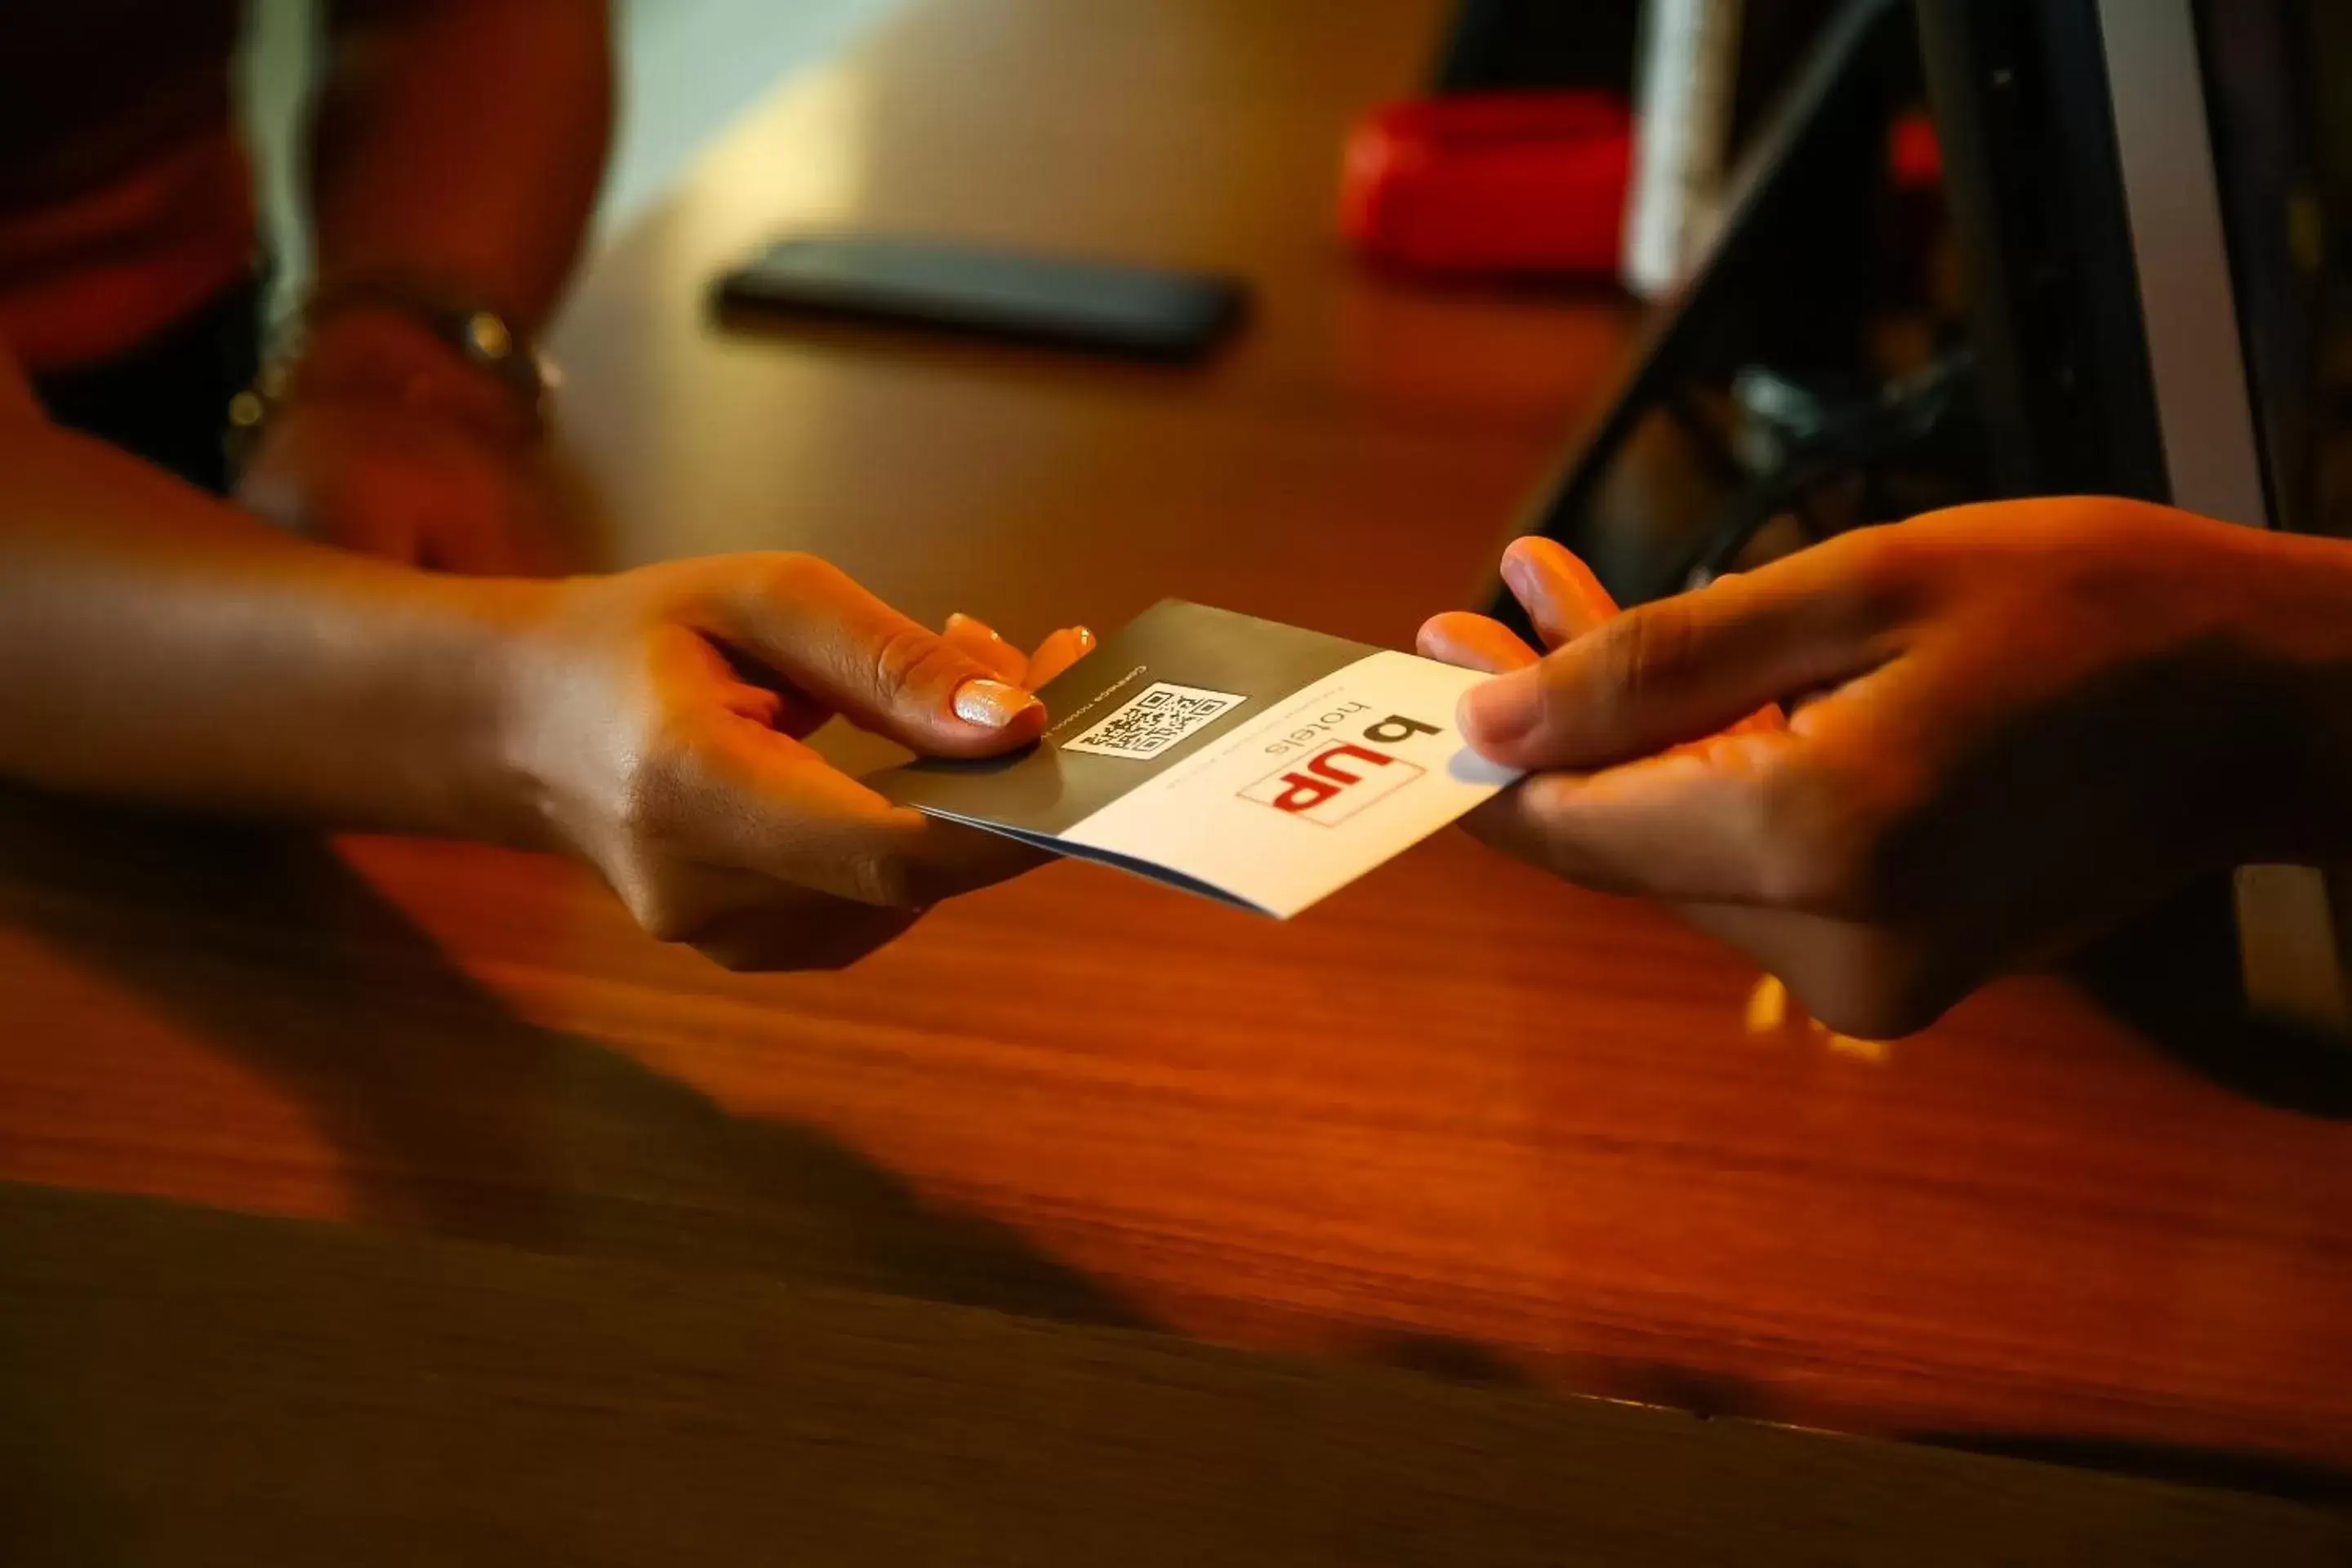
872, 601, 1520, 916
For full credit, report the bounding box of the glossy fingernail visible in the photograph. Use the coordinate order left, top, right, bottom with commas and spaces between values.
1499, 550, 1535, 601
952, 677, 1043, 729
1067, 626, 1098, 653
947, 612, 1006, 642
1458, 669, 1539, 747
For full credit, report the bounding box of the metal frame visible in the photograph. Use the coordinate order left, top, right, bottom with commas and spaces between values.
2091, 0, 2348, 1028
1498, 0, 1905, 624
1508, 0, 2349, 1029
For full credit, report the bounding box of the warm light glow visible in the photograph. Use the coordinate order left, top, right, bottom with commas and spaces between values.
1744, 974, 1787, 1034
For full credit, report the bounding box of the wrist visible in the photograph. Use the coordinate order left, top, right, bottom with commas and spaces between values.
394, 568, 567, 849
287, 306, 542, 449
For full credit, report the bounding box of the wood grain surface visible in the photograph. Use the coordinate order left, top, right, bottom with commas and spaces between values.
6, 1181, 2348, 1567
4, 0, 2352, 1518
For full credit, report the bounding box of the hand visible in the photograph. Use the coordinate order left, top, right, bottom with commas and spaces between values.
492, 552, 1093, 972
236, 394, 577, 577
938, 610, 1096, 692
1419, 503, 2352, 1037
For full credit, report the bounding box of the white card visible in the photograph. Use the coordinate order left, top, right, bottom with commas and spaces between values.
875, 601, 1519, 917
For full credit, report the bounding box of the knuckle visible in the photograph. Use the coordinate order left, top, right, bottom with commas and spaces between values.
1846, 522, 1919, 581
1566, 605, 1693, 742
612, 744, 692, 843
843, 849, 925, 910
1843, 537, 1917, 613
2050, 496, 2168, 556
1610, 603, 1696, 699
757, 550, 838, 602
870, 622, 972, 702
1834, 523, 1942, 621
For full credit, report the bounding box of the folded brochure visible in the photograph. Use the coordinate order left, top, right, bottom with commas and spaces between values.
873, 600, 1521, 917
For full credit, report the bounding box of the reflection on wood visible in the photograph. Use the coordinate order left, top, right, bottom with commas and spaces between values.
2, 0, 2351, 1509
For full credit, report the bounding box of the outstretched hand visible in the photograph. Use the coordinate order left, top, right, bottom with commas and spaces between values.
1421, 505, 2350, 1036
497, 553, 1093, 973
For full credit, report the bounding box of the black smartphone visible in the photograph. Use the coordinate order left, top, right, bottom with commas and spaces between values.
714, 234, 1246, 363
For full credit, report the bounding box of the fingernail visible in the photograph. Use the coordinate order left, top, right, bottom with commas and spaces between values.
1499, 550, 1534, 600
1068, 626, 1098, 653
1458, 670, 1539, 747
952, 677, 1042, 729
947, 612, 1005, 642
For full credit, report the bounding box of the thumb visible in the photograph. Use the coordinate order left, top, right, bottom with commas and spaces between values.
1457, 546, 1890, 770
705, 555, 1046, 758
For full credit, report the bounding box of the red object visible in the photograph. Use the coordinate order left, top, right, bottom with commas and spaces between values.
1339, 91, 1634, 278
1339, 96, 1945, 282
1888, 108, 1943, 190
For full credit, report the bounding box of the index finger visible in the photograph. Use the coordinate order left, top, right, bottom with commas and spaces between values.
653, 609, 1046, 905
1500, 536, 1619, 646
1459, 540, 1884, 770
1023, 625, 1099, 690
698, 555, 1047, 760
1417, 611, 1540, 674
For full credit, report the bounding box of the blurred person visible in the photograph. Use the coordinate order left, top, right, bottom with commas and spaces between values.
9, 1, 619, 568
1421, 504, 2352, 1038
2, 1, 1094, 969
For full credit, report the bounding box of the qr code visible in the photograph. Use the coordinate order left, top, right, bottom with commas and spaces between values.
1060, 682, 1246, 760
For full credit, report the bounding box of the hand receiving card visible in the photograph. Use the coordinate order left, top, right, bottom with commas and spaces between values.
873, 601, 1520, 916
